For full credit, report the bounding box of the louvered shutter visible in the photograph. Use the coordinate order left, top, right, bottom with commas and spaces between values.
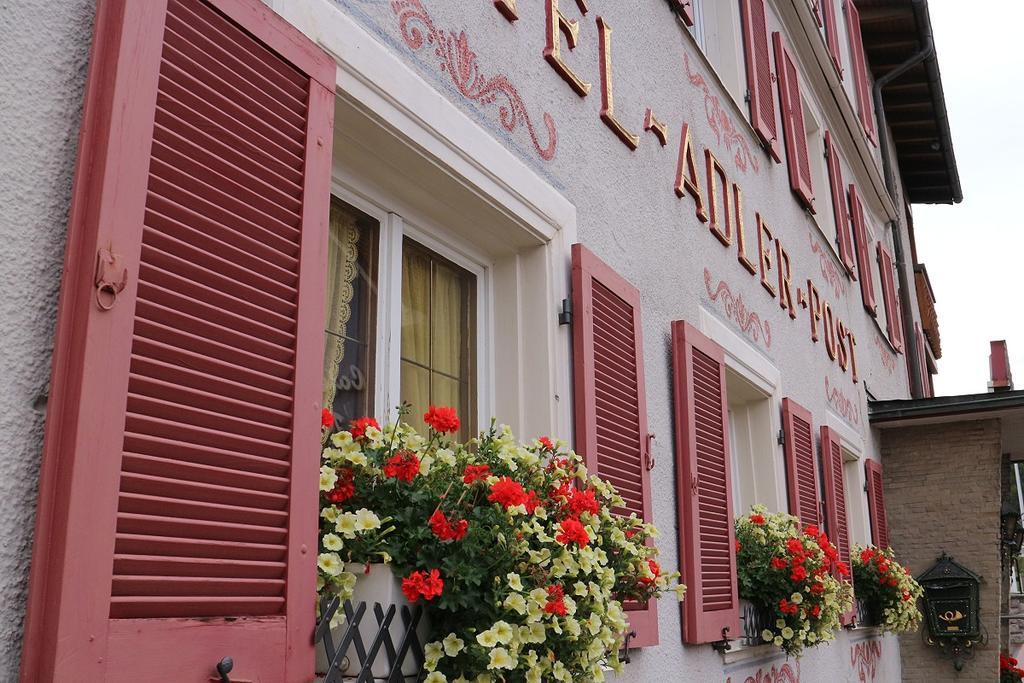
916, 323, 932, 397
671, 321, 741, 644
826, 131, 856, 277
782, 398, 820, 527
877, 244, 903, 352
674, 0, 696, 26
773, 33, 815, 212
820, 427, 855, 624
740, 0, 781, 162
849, 184, 877, 315
845, 0, 876, 141
571, 243, 658, 646
822, 0, 843, 77
19, 1, 335, 680
865, 459, 890, 549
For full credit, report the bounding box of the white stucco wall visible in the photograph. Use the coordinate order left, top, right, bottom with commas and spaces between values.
0, 0, 919, 679
0, 1, 95, 679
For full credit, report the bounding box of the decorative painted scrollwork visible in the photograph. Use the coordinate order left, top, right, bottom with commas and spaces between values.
850, 639, 882, 682
390, 0, 558, 160
704, 268, 772, 349
725, 661, 800, 683
684, 53, 760, 175
873, 334, 897, 375
825, 376, 861, 426
809, 232, 846, 299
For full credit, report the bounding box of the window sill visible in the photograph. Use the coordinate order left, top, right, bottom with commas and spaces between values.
720, 642, 778, 665
849, 625, 884, 639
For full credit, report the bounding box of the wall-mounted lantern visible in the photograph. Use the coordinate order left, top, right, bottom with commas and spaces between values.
1001, 501, 1023, 564
917, 553, 984, 671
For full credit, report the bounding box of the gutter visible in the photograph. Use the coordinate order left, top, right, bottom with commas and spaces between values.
871, 0, 934, 399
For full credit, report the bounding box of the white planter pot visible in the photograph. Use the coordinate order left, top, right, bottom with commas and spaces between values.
316, 563, 431, 680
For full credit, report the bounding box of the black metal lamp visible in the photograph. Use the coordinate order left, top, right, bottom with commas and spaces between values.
1001, 501, 1024, 563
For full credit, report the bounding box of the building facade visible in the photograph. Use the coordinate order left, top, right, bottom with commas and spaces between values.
1, 0, 959, 680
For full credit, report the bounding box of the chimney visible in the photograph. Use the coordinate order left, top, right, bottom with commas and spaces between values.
989, 340, 1014, 392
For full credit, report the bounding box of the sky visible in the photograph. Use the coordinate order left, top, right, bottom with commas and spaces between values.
912, 2, 1024, 396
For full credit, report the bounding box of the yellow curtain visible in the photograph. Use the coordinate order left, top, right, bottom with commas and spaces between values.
431, 262, 463, 419
322, 203, 361, 410
401, 247, 431, 434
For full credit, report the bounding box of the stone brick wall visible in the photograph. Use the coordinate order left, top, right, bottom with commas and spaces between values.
880, 419, 1002, 682
1011, 595, 1024, 646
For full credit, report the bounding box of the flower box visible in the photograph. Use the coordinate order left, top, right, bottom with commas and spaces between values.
316, 563, 430, 680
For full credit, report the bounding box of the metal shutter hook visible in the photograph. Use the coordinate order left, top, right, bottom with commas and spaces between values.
215, 657, 233, 683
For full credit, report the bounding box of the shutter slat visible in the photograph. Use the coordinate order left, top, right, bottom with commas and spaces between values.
130, 356, 293, 414
113, 575, 285, 598
741, 0, 781, 161
113, 554, 286, 579
127, 393, 292, 443
120, 471, 288, 510
122, 452, 289, 495
109, 596, 285, 619
115, 533, 286, 562
572, 244, 657, 646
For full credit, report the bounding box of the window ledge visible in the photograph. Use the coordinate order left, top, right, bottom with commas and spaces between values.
848, 625, 884, 639
720, 642, 779, 665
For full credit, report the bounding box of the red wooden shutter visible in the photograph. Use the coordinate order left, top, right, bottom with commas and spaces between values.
19, 1, 335, 680
845, 0, 876, 141
671, 321, 741, 645
916, 323, 932, 397
822, 0, 843, 77
740, 0, 781, 162
820, 426, 855, 624
782, 398, 820, 527
865, 459, 890, 549
877, 243, 903, 352
773, 33, 815, 212
571, 243, 658, 646
674, 0, 696, 26
825, 132, 856, 277
849, 184, 877, 316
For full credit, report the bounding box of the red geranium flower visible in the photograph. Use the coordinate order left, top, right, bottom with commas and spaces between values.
401, 569, 444, 602
860, 548, 876, 563
538, 436, 555, 451
423, 405, 460, 434
383, 450, 420, 482
556, 517, 590, 547
786, 538, 804, 554
350, 416, 380, 439
836, 561, 850, 577
462, 464, 491, 484
488, 477, 528, 509
736, 540, 742, 553
749, 513, 765, 525
810, 582, 825, 595
544, 584, 568, 616
326, 468, 355, 503
429, 509, 468, 542
523, 490, 543, 514
804, 525, 820, 537
810, 604, 821, 618
566, 487, 600, 517
639, 559, 661, 586
321, 408, 335, 428
790, 565, 808, 582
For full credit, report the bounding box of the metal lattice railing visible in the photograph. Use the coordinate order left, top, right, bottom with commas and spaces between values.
315, 596, 427, 683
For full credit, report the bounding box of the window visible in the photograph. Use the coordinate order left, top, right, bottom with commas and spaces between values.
726, 368, 774, 516
324, 198, 378, 428
692, 0, 746, 106
843, 450, 870, 547
803, 100, 830, 236
400, 239, 477, 440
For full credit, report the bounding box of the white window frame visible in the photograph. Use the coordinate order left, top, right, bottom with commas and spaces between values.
281, 0, 579, 440
699, 306, 786, 512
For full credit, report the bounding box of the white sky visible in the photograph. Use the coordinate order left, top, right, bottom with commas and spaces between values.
912, 2, 1024, 396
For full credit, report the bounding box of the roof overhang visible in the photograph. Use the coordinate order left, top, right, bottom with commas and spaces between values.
859, 0, 962, 204
870, 390, 1024, 427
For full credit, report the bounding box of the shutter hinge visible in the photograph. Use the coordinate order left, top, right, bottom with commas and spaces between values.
94, 245, 127, 311
744, 89, 751, 104
710, 627, 732, 654
777, 429, 786, 446
558, 298, 573, 325
645, 433, 656, 471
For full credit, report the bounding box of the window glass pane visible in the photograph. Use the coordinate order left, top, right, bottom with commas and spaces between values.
400, 239, 476, 440
323, 198, 377, 428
